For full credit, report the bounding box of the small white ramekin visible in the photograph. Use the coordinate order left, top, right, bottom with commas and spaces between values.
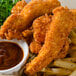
0, 39, 29, 75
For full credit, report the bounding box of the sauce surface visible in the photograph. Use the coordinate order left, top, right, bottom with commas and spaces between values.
0, 42, 23, 70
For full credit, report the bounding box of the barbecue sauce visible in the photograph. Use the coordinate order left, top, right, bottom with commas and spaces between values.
0, 42, 23, 70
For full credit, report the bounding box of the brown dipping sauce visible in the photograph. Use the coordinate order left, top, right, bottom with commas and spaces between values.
0, 42, 23, 70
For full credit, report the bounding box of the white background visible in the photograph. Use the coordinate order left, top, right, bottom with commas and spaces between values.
59, 0, 76, 9
25, 0, 76, 9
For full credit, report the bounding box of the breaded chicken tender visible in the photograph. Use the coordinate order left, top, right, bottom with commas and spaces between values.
0, 0, 60, 39
30, 41, 42, 54
0, 14, 26, 39
32, 14, 69, 55
33, 14, 52, 43
25, 7, 74, 75
11, 0, 27, 14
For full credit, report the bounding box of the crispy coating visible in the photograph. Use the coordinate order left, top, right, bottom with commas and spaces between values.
71, 9, 76, 14
70, 9, 76, 27
0, 14, 25, 39
0, 0, 60, 40
22, 29, 33, 37
30, 41, 42, 54
11, 1, 27, 14
33, 14, 52, 43
56, 38, 69, 59
30, 39, 69, 55
22, 26, 33, 44
20, 0, 60, 26
29, 38, 69, 55
32, 14, 69, 54
33, 14, 69, 55
4, 29, 23, 40
25, 7, 74, 75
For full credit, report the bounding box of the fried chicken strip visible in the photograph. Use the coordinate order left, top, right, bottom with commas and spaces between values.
30, 14, 51, 53
33, 14, 52, 43
11, 0, 27, 14
0, 14, 25, 39
25, 7, 74, 75
32, 14, 69, 56
0, 0, 60, 40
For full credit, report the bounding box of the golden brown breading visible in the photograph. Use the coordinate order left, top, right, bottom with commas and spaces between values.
11, 1, 27, 14
71, 9, 76, 14
29, 38, 69, 55
22, 29, 33, 37
70, 9, 76, 27
21, 0, 60, 17
56, 38, 69, 59
22, 26, 33, 44
0, 14, 25, 39
0, 14, 23, 39
70, 9, 76, 18
30, 41, 42, 54
4, 29, 23, 40
25, 7, 74, 75
32, 14, 69, 55
0, 0, 60, 40
33, 14, 52, 43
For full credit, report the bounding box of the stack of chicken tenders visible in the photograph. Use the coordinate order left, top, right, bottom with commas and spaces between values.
0, 0, 76, 75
